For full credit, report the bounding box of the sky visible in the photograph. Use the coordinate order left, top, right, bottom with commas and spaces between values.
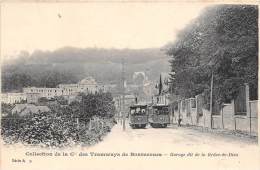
1, 3, 211, 59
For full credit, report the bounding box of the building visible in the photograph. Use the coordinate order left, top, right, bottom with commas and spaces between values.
152, 73, 171, 105
23, 77, 112, 103
58, 76, 114, 94
23, 87, 63, 100
26, 93, 41, 104
58, 76, 100, 94
1, 93, 27, 104
3, 77, 114, 105
153, 93, 170, 105
97, 83, 117, 93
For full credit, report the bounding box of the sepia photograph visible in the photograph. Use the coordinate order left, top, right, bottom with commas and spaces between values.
0, 1, 259, 170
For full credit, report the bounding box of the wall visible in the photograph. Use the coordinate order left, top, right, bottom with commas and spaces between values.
174, 97, 258, 136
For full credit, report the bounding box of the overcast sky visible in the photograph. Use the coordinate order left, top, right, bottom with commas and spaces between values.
1, 3, 210, 59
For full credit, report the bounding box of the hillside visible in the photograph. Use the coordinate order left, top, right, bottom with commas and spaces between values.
2, 47, 170, 92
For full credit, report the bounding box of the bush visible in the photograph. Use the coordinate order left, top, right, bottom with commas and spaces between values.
1, 112, 115, 147
1, 92, 116, 148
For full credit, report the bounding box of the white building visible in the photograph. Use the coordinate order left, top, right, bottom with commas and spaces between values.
58, 77, 99, 94
23, 87, 63, 99
1, 93, 27, 104
22, 77, 111, 103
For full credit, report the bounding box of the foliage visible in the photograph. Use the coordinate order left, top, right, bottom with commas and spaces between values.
1, 92, 116, 147
38, 97, 49, 104
54, 96, 68, 105
167, 5, 258, 108
77, 92, 116, 120
1, 67, 80, 92
1, 103, 15, 115
2, 48, 169, 93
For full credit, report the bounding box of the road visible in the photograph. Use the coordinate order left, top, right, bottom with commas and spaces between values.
85, 121, 259, 170
1, 121, 259, 170
94, 120, 257, 151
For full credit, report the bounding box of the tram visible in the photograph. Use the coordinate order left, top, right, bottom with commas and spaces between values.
148, 104, 170, 128
129, 104, 149, 128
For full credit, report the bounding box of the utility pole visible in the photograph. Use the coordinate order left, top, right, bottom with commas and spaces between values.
117, 98, 120, 123
210, 71, 214, 129
170, 82, 173, 124
118, 97, 122, 125
122, 57, 126, 131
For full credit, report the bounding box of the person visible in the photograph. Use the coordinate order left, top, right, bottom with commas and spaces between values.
113, 118, 117, 124
178, 114, 182, 127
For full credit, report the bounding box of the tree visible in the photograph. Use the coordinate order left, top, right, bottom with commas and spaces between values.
167, 5, 258, 108
158, 74, 163, 95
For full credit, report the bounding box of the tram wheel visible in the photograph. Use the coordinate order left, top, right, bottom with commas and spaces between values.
162, 124, 167, 128
151, 123, 160, 128
140, 124, 146, 128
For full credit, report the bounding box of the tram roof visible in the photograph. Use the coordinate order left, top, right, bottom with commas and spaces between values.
130, 104, 148, 108
152, 104, 169, 108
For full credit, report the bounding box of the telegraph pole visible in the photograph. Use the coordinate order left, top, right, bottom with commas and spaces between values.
117, 97, 121, 124
122, 57, 126, 131
210, 71, 214, 129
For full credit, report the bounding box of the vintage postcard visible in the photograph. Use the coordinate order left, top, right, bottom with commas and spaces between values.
0, 1, 259, 170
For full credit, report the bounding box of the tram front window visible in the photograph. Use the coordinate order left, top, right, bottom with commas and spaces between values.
154, 109, 159, 115
130, 107, 146, 115
159, 108, 169, 114
136, 108, 141, 114
130, 109, 135, 115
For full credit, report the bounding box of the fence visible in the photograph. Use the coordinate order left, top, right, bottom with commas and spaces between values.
172, 84, 258, 136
